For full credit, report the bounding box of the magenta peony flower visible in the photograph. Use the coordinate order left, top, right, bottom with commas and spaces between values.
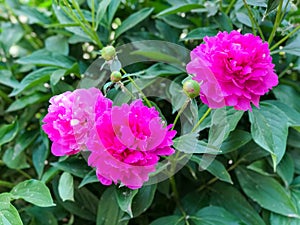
87, 100, 176, 189
42, 88, 112, 156
186, 30, 278, 111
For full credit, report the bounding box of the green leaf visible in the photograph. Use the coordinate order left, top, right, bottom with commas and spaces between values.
265, 100, 300, 127
130, 50, 182, 64
3, 148, 29, 169
51, 158, 91, 178
14, 5, 51, 24
9, 67, 57, 97
169, 76, 189, 113
52, 2, 91, 40
277, 153, 294, 187
273, 85, 300, 113
150, 215, 184, 225
50, 69, 67, 86
58, 172, 74, 202
264, 0, 281, 18
182, 27, 218, 41
6, 92, 51, 112
173, 133, 221, 154
115, 187, 138, 218
95, 0, 112, 29
32, 137, 49, 179
246, 0, 267, 7
132, 184, 157, 217
0, 203, 23, 225
0, 23, 24, 51
0, 120, 19, 146
220, 130, 252, 154
11, 179, 55, 207
96, 187, 124, 225
143, 63, 183, 79
281, 34, 300, 56
0, 70, 20, 89
45, 35, 69, 55
236, 167, 298, 218
26, 206, 58, 225
52, 179, 97, 221
155, 3, 203, 17
211, 182, 266, 225
191, 156, 233, 184
270, 212, 300, 225
249, 102, 289, 168
115, 8, 154, 38
247, 159, 272, 176
16, 50, 74, 68
208, 107, 244, 145
191, 206, 243, 225
236, 12, 252, 27
78, 170, 98, 188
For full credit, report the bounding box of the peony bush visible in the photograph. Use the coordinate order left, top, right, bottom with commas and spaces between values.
0, 1, 300, 225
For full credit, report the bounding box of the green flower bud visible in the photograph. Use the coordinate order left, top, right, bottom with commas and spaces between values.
110, 71, 122, 83
183, 80, 200, 98
101, 46, 116, 61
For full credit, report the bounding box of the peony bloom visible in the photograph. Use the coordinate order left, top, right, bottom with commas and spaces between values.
42, 88, 112, 156
87, 100, 176, 189
186, 30, 278, 111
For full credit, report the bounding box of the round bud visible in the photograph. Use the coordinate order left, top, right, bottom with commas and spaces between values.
110, 71, 122, 83
183, 80, 200, 98
101, 46, 116, 61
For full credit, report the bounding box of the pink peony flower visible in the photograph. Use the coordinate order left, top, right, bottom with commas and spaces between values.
42, 88, 112, 156
87, 100, 176, 189
186, 30, 278, 111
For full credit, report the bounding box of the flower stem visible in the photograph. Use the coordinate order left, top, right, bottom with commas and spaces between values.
270, 25, 300, 51
0, 89, 13, 103
169, 176, 186, 216
191, 108, 212, 133
225, 0, 236, 15
242, 0, 265, 40
268, 0, 284, 45
0, 180, 14, 188
117, 81, 136, 99
91, 0, 95, 30
197, 158, 243, 192
121, 68, 152, 107
172, 98, 191, 130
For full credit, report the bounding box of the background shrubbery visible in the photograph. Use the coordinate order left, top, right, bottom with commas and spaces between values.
0, 0, 300, 224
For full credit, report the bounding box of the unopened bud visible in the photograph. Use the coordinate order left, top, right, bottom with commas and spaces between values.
183, 80, 200, 98
110, 71, 122, 83
101, 46, 116, 61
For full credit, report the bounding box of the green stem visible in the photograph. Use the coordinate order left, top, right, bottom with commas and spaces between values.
197, 158, 243, 192
225, 0, 236, 15
17, 169, 32, 179
117, 81, 136, 99
169, 176, 186, 216
0, 89, 13, 103
61, 0, 103, 48
121, 68, 152, 107
172, 98, 190, 130
270, 25, 300, 51
191, 108, 212, 133
0, 180, 14, 188
91, 0, 95, 30
242, 0, 265, 40
278, 65, 291, 79
268, 0, 284, 45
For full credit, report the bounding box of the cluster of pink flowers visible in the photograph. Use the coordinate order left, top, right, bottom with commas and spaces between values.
187, 30, 278, 111
42, 30, 278, 189
42, 88, 176, 189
